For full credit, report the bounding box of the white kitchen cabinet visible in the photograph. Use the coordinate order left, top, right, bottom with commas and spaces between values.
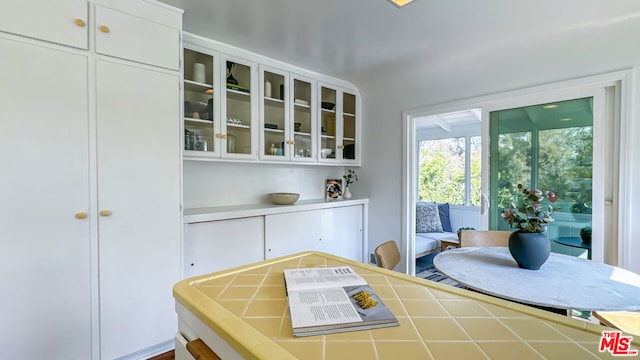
95, 4, 180, 70
183, 200, 368, 274
182, 32, 360, 165
258, 66, 317, 163
0, 36, 92, 360
0, 0, 88, 49
259, 65, 290, 160
318, 83, 360, 164
96, 59, 181, 360
221, 54, 259, 159
0, 2, 183, 359
265, 205, 364, 261
184, 217, 264, 278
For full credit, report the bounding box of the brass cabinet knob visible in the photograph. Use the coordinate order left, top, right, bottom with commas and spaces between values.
74, 19, 86, 27
75, 212, 88, 219
291, 140, 296, 145
99, 25, 110, 33
215, 133, 222, 139
100, 210, 112, 217
337, 145, 344, 149
221, 134, 228, 139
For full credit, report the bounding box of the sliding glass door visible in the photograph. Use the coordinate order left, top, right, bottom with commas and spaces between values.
489, 98, 593, 259
480, 84, 612, 263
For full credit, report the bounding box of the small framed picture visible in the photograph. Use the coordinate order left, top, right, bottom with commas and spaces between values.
325, 179, 343, 201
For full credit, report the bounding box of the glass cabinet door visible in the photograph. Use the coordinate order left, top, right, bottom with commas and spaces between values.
261, 67, 288, 159
342, 91, 357, 161
223, 56, 255, 157
184, 48, 215, 154
291, 75, 315, 162
319, 85, 338, 161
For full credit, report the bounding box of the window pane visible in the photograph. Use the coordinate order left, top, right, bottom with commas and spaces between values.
497, 132, 531, 209
469, 136, 481, 206
418, 137, 465, 205
538, 127, 593, 214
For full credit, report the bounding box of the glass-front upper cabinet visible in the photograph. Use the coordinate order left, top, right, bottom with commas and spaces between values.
260, 66, 288, 159
342, 91, 358, 162
319, 85, 338, 162
318, 84, 359, 164
222, 55, 257, 159
290, 74, 316, 162
183, 48, 216, 156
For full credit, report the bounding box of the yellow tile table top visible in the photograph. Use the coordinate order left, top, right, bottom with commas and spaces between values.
173, 252, 639, 359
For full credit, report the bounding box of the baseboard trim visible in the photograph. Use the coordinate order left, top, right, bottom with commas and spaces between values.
115, 339, 174, 360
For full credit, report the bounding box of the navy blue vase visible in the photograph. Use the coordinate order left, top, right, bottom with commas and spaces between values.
508, 231, 550, 270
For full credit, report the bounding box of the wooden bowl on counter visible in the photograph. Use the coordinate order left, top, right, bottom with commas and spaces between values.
268, 193, 300, 205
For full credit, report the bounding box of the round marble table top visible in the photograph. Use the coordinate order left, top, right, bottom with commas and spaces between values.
433, 246, 640, 311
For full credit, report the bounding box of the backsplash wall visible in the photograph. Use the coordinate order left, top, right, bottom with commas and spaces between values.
183, 161, 349, 208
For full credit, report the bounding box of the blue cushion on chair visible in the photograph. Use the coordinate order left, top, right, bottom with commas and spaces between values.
438, 203, 453, 232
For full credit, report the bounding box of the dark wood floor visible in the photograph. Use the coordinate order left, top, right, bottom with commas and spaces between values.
148, 350, 174, 360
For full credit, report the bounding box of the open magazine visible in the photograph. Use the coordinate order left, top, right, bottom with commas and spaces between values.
283, 266, 399, 337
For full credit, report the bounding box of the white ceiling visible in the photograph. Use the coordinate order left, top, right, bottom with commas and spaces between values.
160, 0, 640, 83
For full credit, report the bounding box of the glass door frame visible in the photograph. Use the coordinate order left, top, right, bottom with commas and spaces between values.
481, 86, 607, 263
402, 70, 631, 274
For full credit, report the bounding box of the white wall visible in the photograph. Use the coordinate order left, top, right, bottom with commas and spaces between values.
183, 161, 348, 208
356, 17, 640, 273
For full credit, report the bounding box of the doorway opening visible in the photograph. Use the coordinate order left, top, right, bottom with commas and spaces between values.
402, 70, 631, 275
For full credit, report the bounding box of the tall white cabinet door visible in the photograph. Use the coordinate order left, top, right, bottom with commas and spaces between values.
96, 60, 181, 359
0, 0, 88, 49
0, 38, 91, 359
184, 217, 265, 278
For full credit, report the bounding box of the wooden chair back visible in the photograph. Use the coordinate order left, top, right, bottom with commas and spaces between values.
460, 230, 511, 247
592, 311, 640, 336
375, 240, 401, 270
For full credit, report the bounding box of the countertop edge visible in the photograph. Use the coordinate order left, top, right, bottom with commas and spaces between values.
183, 198, 369, 223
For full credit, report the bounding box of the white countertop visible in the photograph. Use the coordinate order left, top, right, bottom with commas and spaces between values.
183, 198, 369, 223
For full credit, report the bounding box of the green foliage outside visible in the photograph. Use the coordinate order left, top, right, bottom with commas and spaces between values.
497, 127, 592, 214
418, 137, 481, 206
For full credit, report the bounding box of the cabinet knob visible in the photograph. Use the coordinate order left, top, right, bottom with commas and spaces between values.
100, 210, 112, 217
74, 19, 86, 27
215, 133, 222, 139
99, 25, 110, 33
337, 145, 344, 149
221, 134, 228, 139
75, 212, 88, 219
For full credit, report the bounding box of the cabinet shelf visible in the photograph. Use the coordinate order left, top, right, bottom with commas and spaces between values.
321, 108, 335, 114
185, 79, 213, 90
227, 88, 250, 97
227, 122, 250, 129
344, 137, 355, 141
321, 134, 336, 140
265, 97, 284, 104
294, 131, 311, 136
344, 112, 355, 117
294, 103, 310, 109
265, 128, 284, 134
185, 117, 213, 124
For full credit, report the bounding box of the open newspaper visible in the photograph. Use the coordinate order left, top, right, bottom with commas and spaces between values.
283, 266, 399, 337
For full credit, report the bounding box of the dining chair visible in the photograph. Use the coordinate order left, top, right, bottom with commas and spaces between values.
460, 230, 511, 247
374, 240, 401, 270
592, 311, 640, 336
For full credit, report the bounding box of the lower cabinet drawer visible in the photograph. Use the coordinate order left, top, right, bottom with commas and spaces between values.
175, 332, 195, 360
